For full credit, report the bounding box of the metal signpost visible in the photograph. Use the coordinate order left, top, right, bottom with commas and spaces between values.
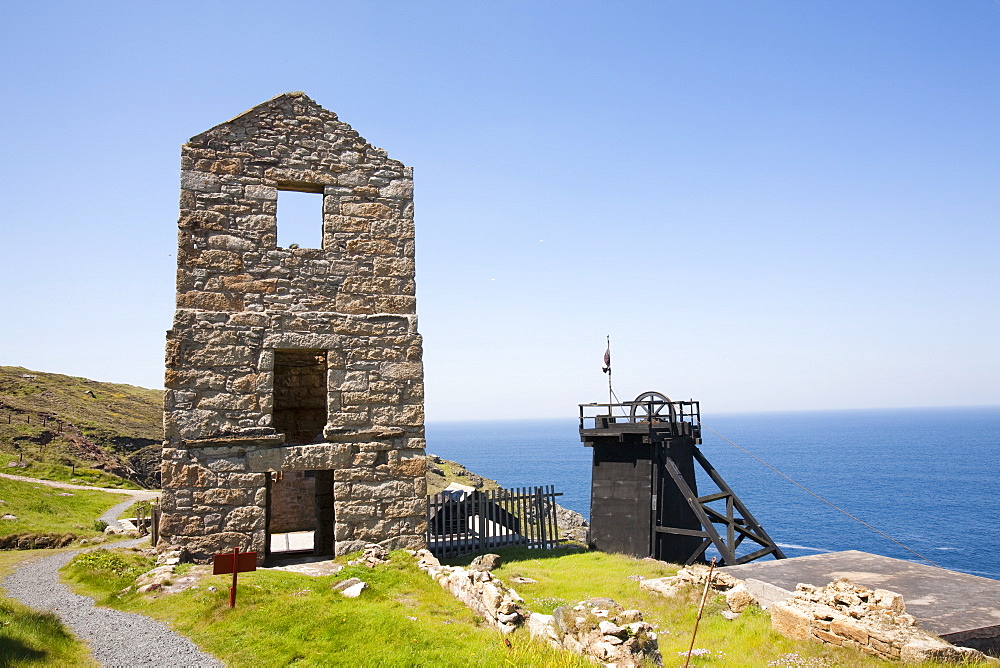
212, 546, 257, 608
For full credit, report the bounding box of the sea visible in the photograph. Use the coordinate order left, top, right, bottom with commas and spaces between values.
425, 406, 1000, 581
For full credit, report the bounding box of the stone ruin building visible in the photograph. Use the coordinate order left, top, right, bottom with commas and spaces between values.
159, 93, 426, 562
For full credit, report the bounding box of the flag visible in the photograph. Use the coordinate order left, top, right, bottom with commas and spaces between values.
602, 346, 611, 374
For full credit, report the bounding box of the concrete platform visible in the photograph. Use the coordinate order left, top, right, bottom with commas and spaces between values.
723, 550, 1000, 652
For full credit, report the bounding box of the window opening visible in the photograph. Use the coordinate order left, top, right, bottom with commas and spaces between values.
272, 349, 327, 445
277, 189, 323, 249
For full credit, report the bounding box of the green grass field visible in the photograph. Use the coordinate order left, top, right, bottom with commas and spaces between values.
0, 476, 129, 538
59, 545, 979, 667
63, 547, 590, 667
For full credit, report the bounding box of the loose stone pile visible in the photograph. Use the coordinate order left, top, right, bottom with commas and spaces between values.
132, 548, 186, 594
347, 543, 390, 568
644, 565, 993, 664
639, 564, 756, 614
527, 598, 661, 666
771, 579, 992, 664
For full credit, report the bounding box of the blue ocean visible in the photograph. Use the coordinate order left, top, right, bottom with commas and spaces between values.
426, 407, 1000, 580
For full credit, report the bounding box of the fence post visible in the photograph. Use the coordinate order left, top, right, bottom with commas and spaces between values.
536, 487, 546, 549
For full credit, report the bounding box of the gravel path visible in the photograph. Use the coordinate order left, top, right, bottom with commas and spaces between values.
3, 543, 222, 667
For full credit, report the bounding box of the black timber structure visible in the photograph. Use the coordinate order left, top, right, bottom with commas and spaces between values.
580, 392, 785, 566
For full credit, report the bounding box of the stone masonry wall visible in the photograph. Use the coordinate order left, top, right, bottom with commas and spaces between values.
160, 93, 426, 562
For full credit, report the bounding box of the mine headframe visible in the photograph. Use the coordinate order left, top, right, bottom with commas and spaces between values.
580, 391, 785, 566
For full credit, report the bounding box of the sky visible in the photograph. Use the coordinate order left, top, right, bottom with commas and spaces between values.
1, 1, 997, 420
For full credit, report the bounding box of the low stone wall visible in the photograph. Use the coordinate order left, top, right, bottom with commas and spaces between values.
415, 550, 526, 632
771, 578, 991, 664
641, 566, 994, 664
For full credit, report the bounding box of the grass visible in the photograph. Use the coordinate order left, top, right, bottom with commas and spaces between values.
0, 476, 130, 538
53, 544, 993, 667
427, 455, 502, 495
63, 547, 592, 667
118, 499, 153, 520
0, 548, 95, 666
0, 597, 95, 667
453, 547, 969, 668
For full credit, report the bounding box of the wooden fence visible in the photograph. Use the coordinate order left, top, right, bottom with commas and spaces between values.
426, 485, 562, 559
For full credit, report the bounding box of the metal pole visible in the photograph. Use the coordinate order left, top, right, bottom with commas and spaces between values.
683, 557, 717, 668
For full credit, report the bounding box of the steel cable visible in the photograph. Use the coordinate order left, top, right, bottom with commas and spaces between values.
701, 424, 942, 569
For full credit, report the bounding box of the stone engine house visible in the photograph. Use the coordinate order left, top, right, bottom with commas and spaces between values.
160, 93, 426, 562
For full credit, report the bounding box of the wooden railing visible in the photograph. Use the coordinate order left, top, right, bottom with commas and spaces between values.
426, 486, 561, 559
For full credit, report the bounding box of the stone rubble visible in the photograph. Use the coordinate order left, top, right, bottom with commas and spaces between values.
347, 543, 390, 568
639, 563, 742, 600
770, 578, 993, 664
415, 550, 662, 666
528, 598, 661, 667
640, 565, 993, 663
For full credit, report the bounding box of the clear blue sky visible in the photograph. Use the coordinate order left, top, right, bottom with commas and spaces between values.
1, 1, 997, 420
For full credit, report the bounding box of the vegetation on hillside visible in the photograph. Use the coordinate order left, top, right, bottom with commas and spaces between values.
426, 453, 503, 495
0, 477, 129, 541
0, 366, 162, 487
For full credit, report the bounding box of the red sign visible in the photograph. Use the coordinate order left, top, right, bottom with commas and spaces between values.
213, 550, 257, 575
212, 546, 257, 608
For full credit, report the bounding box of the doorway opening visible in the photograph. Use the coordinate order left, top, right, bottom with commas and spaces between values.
265, 469, 335, 558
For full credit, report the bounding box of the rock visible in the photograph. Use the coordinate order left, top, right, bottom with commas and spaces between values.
469, 553, 502, 571
1, 514, 17, 520
725, 583, 757, 613
619, 609, 643, 623
720, 610, 741, 620
639, 576, 681, 597
526, 613, 560, 644
555, 505, 590, 544
332, 577, 364, 592
598, 621, 627, 639
900, 637, 988, 664
340, 581, 367, 598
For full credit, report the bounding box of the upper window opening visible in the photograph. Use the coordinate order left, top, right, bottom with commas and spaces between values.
277, 188, 323, 249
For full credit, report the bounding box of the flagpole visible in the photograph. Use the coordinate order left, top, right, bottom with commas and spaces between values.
606, 335, 612, 411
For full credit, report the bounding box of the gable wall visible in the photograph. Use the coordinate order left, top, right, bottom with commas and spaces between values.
159, 94, 426, 561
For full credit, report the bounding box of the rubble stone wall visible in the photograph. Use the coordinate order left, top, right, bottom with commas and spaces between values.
770, 579, 990, 664
160, 93, 426, 562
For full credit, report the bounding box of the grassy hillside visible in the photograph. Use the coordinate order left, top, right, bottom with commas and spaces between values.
0, 366, 162, 487
0, 477, 129, 540
426, 454, 503, 495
